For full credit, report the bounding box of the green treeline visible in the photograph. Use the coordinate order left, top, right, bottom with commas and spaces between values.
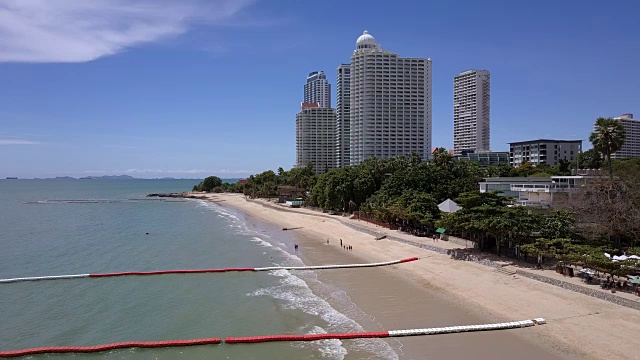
192, 143, 640, 276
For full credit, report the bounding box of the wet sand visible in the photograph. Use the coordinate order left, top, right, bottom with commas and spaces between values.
208, 193, 640, 360
279, 226, 565, 360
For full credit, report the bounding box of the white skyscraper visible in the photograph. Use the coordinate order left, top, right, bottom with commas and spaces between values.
349, 30, 432, 165
304, 71, 331, 108
453, 70, 490, 155
609, 113, 640, 159
336, 64, 351, 168
296, 103, 337, 174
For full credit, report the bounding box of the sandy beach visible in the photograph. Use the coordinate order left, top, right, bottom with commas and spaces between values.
203, 193, 639, 360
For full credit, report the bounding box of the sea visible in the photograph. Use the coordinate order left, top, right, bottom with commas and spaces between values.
0, 179, 399, 359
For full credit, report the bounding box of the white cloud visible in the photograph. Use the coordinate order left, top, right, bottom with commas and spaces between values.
0, 0, 255, 63
0, 139, 43, 145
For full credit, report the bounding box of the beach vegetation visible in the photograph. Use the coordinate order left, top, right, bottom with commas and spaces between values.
193, 176, 223, 192
241, 165, 316, 198
577, 149, 604, 170
361, 190, 441, 230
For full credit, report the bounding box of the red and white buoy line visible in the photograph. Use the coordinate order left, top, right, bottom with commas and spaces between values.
226, 318, 547, 343
0, 257, 419, 284
0, 338, 222, 358
0, 319, 546, 357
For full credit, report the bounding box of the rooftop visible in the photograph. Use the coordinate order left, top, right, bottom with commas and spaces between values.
509, 139, 583, 145
482, 177, 554, 183
355, 30, 380, 51
356, 30, 376, 45
306, 71, 326, 80
457, 69, 490, 76
614, 113, 637, 121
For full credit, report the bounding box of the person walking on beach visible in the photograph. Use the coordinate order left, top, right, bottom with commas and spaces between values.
326, 239, 329, 245
340, 239, 343, 246
294, 244, 298, 251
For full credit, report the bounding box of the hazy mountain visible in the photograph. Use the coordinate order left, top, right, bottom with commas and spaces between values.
78, 175, 137, 180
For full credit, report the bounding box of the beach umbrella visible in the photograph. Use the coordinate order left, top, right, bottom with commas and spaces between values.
438, 199, 461, 213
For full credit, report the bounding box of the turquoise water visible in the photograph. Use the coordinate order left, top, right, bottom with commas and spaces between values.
0, 180, 396, 359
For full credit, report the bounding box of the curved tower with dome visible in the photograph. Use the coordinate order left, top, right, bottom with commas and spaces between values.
346, 30, 432, 165
355, 30, 381, 50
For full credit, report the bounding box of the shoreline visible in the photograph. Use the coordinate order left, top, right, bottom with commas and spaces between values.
198, 193, 639, 359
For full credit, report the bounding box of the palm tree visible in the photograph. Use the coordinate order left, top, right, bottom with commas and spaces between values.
589, 117, 625, 178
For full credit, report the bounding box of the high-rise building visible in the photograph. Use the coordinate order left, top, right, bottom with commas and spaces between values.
453, 70, 490, 155
609, 113, 640, 159
296, 103, 337, 174
509, 139, 582, 167
349, 30, 432, 165
335, 64, 351, 168
304, 71, 331, 108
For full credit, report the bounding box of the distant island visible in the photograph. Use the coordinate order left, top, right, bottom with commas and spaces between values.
78, 175, 136, 180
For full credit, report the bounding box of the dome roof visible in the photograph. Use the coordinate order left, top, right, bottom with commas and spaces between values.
356, 30, 376, 46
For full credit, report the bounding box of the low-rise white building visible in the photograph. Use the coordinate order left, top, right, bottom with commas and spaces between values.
510, 175, 592, 206
480, 170, 605, 207
480, 177, 554, 199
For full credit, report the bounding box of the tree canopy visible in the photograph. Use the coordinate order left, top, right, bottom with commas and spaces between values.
193, 176, 223, 192
577, 149, 603, 170
192, 153, 640, 276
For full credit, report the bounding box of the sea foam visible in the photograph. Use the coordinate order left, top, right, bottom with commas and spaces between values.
204, 200, 398, 359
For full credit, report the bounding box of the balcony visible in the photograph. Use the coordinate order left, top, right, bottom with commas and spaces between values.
511, 184, 551, 193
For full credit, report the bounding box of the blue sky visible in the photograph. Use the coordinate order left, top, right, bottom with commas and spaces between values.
1, 0, 638, 178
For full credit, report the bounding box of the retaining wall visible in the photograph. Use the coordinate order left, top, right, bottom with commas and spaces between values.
443, 235, 479, 249
514, 270, 640, 311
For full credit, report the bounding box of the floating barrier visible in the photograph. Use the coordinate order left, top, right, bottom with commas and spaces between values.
225, 331, 390, 344
0, 337, 222, 358
0, 319, 545, 357
21, 199, 187, 205
253, 257, 418, 272
88, 268, 256, 278
225, 318, 546, 344
0, 257, 419, 284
